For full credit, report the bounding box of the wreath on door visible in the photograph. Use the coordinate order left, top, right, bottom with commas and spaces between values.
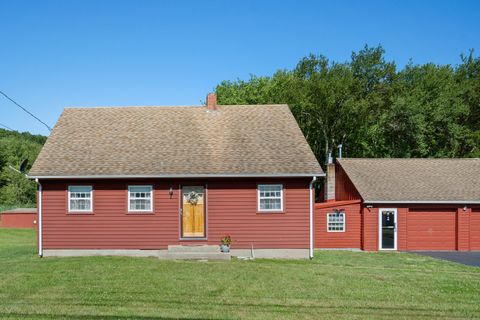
186, 191, 200, 205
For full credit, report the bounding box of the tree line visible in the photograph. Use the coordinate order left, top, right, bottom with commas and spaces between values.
216, 45, 479, 164
1, 45, 479, 208
0, 129, 45, 209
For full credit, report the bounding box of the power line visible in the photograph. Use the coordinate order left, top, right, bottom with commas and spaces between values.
0, 90, 52, 131
0, 122, 14, 131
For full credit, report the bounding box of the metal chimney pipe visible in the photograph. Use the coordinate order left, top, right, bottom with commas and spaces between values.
337, 144, 343, 159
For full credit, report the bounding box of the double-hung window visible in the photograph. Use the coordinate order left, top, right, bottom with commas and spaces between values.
258, 184, 283, 212
327, 211, 345, 232
128, 185, 153, 212
68, 186, 93, 212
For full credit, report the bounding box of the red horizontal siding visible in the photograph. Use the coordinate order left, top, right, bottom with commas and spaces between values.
315, 197, 478, 252
362, 207, 378, 251
471, 208, 480, 250
40, 178, 311, 250
335, 164, 361, 201
314, 201, 361, 249
457, 208, 470, 251
395, 207, 408, 251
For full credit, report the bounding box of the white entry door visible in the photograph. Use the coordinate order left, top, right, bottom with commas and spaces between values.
379, 208, 397, 250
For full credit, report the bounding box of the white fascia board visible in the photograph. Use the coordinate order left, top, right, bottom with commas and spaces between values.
28, 173, 326, 179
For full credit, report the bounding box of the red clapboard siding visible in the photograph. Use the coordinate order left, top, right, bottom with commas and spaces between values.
406, 208, 456, 250
471, 208, 480, 250
457, 207, 470, 251
40, 178, 311, 250
314, 201, 361, 249
335, 165, 361, 201
395, 207, 408, 251
362, 207, 378, 251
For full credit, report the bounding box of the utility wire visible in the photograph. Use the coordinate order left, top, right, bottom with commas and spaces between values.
0, 90, 52, 131
0, 122, 14, 131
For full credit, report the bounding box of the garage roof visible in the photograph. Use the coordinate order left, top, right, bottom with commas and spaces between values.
338, 158, 480, 203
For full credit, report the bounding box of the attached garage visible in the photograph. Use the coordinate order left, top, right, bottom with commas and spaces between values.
318, 158, 480, 252
406, 209, 456, 251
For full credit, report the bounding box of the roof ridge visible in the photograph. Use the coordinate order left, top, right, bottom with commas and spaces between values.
64, 105, 203, 109
63, 104, 288, 110
220, 104, 288, 107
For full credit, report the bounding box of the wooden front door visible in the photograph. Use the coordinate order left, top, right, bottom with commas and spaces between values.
182, 186, 205, 238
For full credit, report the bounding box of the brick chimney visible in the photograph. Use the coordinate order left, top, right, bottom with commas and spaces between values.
206, 93, 217, 111
325, 152, 336, 202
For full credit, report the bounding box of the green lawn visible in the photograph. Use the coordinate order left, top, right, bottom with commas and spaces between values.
0, 229, 479, 319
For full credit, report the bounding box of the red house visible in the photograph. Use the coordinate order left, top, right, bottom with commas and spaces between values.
316, 158, 480, 251
28, 94, 324, 259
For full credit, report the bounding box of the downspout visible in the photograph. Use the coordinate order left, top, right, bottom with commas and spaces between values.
35, 178, 43, 257
309, 176, 317, 259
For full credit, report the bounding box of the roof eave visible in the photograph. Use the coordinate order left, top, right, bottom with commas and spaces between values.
28, 173, 326, 180
364, 200, 480, 204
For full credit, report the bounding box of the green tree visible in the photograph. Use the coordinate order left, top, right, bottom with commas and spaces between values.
0, 129, 46, 208
216, 45, 479, 166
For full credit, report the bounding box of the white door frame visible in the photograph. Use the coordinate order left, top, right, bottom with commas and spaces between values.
378, 208, 398, 251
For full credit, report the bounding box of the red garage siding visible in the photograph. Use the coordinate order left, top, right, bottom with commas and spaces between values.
335, 165, 361, 201
362, 207, 378, 251
314, 200, 362, 249
406, 208, 456, 251
471, 208, 480, 250
40, 178, 311, 250
318, 203, 475, 251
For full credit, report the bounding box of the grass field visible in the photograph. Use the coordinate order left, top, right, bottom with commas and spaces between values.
0, 229, 479, 319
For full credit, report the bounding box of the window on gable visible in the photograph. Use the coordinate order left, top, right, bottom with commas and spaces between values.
258, 184, 283, 211
327, 211, 345, 232
68, 186, 93, 212
128, 185, 153, 212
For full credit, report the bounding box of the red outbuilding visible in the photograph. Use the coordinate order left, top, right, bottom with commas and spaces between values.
28, 94, 324, 259
315, 158, 480, 251
0, 208, 37, 228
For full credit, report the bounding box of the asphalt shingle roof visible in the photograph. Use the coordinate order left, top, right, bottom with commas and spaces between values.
338, 158, 480, 203
29, 104, 323, 178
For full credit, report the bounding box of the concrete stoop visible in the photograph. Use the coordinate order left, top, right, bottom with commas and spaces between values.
160, 245, 231, 261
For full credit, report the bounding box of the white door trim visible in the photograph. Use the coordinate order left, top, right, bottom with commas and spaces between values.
378, 208, 398, 251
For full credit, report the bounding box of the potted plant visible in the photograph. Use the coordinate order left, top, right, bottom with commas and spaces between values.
220, 235, 232, 253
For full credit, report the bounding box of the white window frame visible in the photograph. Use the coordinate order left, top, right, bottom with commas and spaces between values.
128, 185, 153, 212
257, 184, 284, 212
327, 211, 345, 232
68, 186, 93, 213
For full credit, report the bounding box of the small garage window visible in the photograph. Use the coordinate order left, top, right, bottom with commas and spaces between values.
327, 211, 345, 232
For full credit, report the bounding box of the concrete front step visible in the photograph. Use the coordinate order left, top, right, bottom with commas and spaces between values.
167, 245, 220, 253
163, 252, 231, 261
163, 245, 231, 260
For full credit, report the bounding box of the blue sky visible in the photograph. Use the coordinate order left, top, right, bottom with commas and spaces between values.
1, 0, 479, 135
